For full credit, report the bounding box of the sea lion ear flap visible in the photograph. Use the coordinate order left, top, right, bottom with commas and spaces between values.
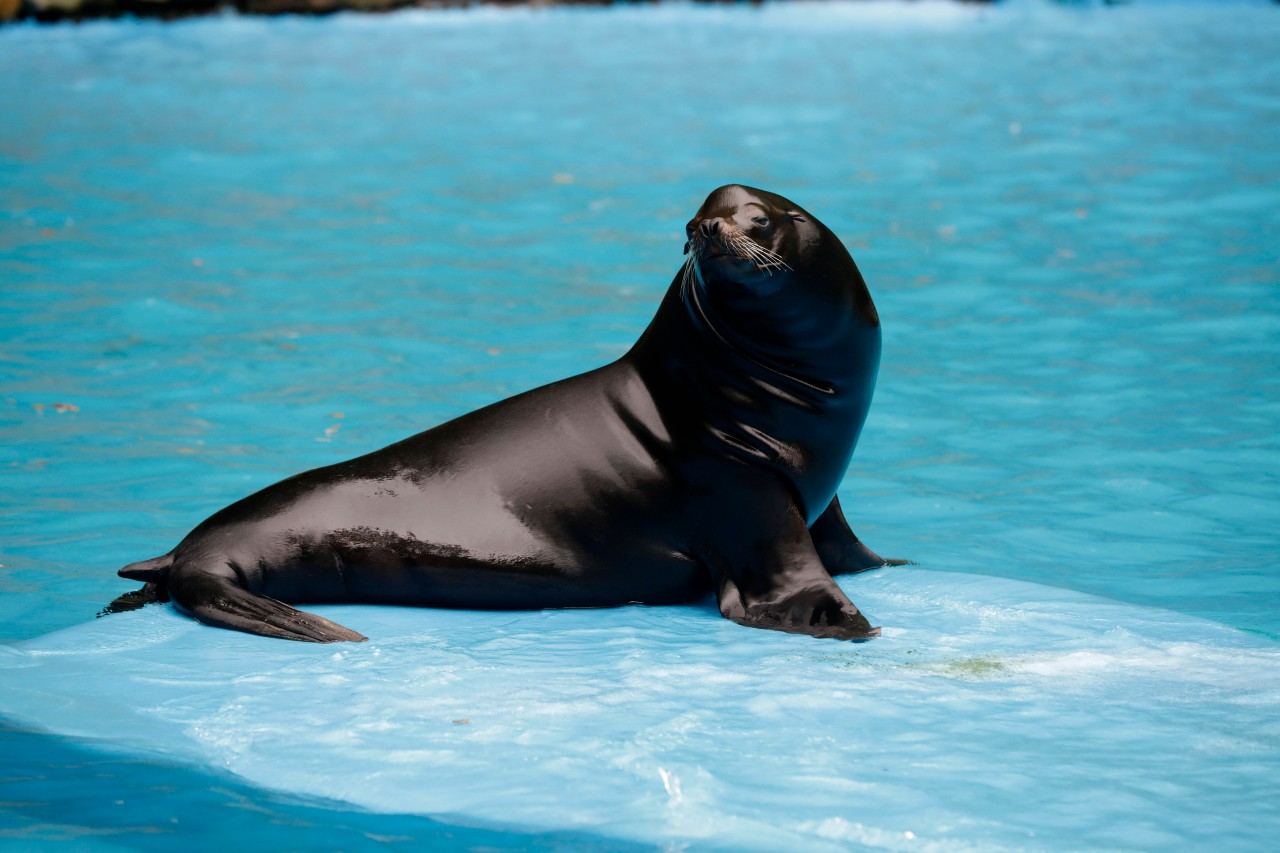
788, 212, 808, 223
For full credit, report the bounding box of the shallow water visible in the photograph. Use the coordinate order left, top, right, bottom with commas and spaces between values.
2, 0, 1278, 849
4, 572, 1280, 850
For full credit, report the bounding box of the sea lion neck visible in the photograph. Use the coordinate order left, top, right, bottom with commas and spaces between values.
681, 269, 846, 398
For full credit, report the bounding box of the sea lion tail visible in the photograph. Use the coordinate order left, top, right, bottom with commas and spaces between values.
100, 552, 177, 617
119, 552, 175, 582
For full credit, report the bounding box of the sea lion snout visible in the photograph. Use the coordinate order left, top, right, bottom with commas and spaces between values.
685, 216, 726, 240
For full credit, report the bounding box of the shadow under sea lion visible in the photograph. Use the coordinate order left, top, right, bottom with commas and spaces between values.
109, 185, 906, 643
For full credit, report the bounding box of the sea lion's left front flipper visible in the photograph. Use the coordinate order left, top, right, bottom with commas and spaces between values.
714, 503, 880, 641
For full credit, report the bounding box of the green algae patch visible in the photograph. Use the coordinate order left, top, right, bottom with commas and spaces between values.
937, 656, 1009, 679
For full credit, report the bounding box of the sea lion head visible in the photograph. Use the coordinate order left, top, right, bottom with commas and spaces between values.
682, 185, 879, 365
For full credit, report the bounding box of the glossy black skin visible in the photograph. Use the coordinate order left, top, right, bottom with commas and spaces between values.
115, 185, 900, 643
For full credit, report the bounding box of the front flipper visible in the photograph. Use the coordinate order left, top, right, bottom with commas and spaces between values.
169, 565, 366, 644
714, 503, 879, 641
810, 495, 910, 576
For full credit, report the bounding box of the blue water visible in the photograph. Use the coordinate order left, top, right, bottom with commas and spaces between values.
2, 1, 1278, 849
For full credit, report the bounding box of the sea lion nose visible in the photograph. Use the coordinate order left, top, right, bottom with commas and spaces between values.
699, 218, 723, 238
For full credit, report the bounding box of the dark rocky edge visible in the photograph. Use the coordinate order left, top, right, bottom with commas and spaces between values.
8, 0, 683, 25
2, 0, 1001, 26
6, 0, 583, 24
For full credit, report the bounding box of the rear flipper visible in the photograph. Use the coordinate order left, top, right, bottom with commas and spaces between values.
99, 582, 169, 617
114, 553, 366, 643
175, 575, 367, 643
100, 553, 176, 617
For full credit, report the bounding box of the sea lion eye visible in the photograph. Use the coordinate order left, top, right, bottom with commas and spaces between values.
752, 216, 770, 227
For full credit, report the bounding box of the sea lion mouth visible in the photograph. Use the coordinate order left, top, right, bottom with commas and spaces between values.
681, 231, 793, 299
699, 247, 737, 263
684, 231, 791, 276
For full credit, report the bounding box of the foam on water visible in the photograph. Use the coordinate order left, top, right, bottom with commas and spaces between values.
2, 570, 1277, 850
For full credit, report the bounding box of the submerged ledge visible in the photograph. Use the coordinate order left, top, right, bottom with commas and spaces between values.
4, 0, 998, 27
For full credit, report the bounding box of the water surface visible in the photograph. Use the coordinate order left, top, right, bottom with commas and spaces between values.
2, 1, 1278, 849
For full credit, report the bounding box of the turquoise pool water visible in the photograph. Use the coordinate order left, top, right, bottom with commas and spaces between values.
2, 1, 1278, 849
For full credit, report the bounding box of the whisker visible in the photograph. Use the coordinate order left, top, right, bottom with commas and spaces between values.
689, 229, 791, 280
730, 234, 791, 274
749, 242, 792, 270
680, 252, 697, 291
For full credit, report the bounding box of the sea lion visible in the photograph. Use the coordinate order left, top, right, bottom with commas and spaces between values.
112, 185, 902, 643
